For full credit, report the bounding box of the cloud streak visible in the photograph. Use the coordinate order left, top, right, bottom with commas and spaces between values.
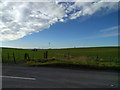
0, 0, 118, 41
86, 26, 119, 39
100, 26, 120, 32
100, 26, 119, 38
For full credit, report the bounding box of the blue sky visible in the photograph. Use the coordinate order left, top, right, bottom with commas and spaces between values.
1, 1, 119, 49
2, 11, 118, 48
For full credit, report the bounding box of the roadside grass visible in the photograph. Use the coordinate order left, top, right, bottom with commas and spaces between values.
1, 46, 120, 70
24, 59, 120, 71
24, 58, 120, 67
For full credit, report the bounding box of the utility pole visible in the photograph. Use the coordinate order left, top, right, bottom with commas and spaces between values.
49, 42, 51, 49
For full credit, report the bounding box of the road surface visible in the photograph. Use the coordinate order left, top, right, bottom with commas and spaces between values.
2, 64, 119, 88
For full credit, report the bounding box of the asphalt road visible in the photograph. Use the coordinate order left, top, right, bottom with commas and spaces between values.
2, 64, 119, 88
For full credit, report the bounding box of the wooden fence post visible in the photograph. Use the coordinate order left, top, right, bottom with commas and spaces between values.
13, 52, 16, 64
44, 51, 48, 59
2, 55, 4, 63
24, 53, 30, 61
46, 51, 48, 59
33, 52, 34, 60
28, 54, 30, 61
44, 52, 45, 59
68, 52, 70, 60
96, 56, 99, 65
8, 53, 9, 61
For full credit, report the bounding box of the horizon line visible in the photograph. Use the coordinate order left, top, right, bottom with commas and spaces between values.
0, 45, 119, 49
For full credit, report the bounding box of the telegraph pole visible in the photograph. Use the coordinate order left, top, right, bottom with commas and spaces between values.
49, 42, 51, 49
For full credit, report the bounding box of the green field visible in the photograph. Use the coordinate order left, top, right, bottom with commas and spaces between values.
1, 46, 120, 68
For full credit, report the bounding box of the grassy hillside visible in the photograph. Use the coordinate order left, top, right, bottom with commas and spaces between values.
1, 46, 120, 68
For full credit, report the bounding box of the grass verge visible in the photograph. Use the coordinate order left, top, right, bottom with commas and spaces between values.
24, 59, 120, 72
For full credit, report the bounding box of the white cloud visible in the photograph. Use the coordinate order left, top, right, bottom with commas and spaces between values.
99, 26, 119, 38
100, 26, 120, 32
0, 2, 66, 41
69, 2, 118, 19
93, 26, 119, 38
75, 25, 119, 40
0, 0, 118, 41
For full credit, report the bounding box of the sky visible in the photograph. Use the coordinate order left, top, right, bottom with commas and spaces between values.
0, 0, 120, 49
